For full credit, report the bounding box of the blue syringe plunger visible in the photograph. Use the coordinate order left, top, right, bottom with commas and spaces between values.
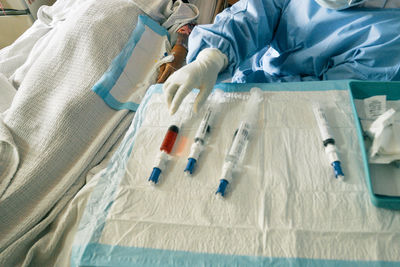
184, 158, 197, 174
331, 161, 344, 179
148, 167, 162, 184
215, 179, 229, 197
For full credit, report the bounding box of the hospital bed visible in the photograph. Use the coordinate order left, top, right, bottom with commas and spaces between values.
0, 0, 199, 265
1, 1, 400, 267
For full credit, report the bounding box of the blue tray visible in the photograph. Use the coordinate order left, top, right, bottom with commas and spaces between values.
348, 80, 400, 210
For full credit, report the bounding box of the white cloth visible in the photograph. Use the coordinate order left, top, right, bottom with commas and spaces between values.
368, 108, 400, 162
0, 0, 84, 87
134, 0, 198, 31
16, 128, 127, 267
355, 98, 400, 197
0, 73, 16, 112
0, 0, 198, 88
0, 0, 197, 266
189, 0, 217, 24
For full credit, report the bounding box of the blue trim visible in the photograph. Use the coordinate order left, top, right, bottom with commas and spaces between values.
72, 243, 400, 267
91, 15, 169, 111
348, 81, 400, 210
71, 85, 156, 266
139, 15, 170, 37
150, 80, 351, 95
102, 93, 140, 111
348, 80, 400, 100
214, 80, 350, 93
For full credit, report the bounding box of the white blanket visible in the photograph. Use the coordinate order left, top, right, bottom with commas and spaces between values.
0, 0, 198, 266
0, 0, 198, 88
0, 74, 16, 113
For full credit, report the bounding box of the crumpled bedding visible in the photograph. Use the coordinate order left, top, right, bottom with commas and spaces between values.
0, 0, 198, 266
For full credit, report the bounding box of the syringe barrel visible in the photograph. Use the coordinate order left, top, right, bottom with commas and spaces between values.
194, 107, 213, 142
188, 140, 204, 160
224, 121, 250, 169
313, 104, 333, 142
153, 151, 169, 171
216, 88, 261, 197
160, 125, 179, 154
220, 161, 235, 183
324, 143, 339, 164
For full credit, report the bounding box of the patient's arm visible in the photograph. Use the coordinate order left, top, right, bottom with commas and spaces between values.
157, 23, 194, 83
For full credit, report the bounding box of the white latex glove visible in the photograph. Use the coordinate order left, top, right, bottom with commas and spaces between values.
163, 48, 228, 115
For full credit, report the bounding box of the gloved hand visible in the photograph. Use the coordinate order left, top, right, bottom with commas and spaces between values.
163, 48, 228, 115
157, 44, 188, 83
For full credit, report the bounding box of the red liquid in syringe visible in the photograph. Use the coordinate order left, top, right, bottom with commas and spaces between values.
160, 125, 179, 154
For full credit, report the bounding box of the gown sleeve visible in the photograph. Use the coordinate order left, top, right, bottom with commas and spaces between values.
187, 0, 289, 77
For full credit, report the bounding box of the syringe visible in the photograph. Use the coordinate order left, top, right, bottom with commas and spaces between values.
216, 87, 262, 198
148, 124, 180, 184
312, 103, 344, 181
184, 90, 222, 175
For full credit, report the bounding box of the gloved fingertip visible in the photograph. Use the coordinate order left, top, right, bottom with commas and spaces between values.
164, 84, 179, 108
169, 105, 177, 115
193, 92, 208, 114
193, 102, 200, 114
162, 81, 169, 91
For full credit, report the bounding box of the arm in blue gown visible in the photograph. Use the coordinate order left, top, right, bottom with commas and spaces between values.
187, 0, 289, 77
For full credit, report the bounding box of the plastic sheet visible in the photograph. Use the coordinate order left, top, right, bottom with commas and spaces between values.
72, 81, 400, 266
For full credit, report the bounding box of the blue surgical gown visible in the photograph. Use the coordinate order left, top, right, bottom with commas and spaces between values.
187, 0, 400, 83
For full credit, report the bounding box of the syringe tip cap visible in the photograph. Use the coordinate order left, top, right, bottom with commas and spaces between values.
148, 167, 162, 184
184, 158, 197, 175
332, 161, 344, 180
215, 179, 229, 197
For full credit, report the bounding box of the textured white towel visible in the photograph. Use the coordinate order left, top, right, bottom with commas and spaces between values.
0, 73, 16, 112
0, 0, 197, 266
0, 74, 18, 193
0, 0, 198, 88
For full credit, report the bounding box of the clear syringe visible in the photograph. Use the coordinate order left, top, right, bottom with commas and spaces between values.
184, 90, 222, 175
312, 103, 344, 181
216, 87, 262, 198
148, 123, 180, 184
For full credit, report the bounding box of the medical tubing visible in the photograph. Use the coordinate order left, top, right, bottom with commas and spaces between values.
216, 88, 262, 197
312, 104, 344, 179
